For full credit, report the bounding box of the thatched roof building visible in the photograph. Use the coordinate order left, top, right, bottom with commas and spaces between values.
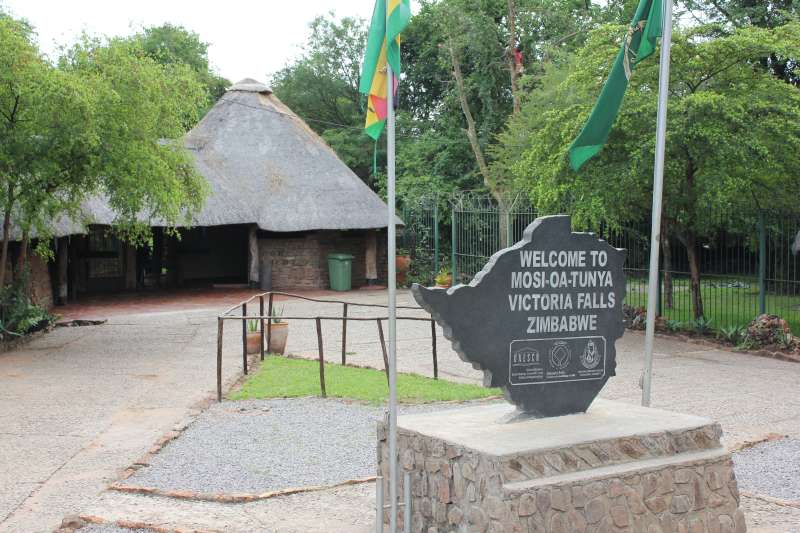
9, 79, 394, 303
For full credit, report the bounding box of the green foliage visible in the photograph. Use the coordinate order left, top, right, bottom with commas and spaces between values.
0, 270, 54, 337
435, 266, 452, 286
665, 319, 684, 333
231, 355, 500, 404
775, 328, 794, 350
718, 324, 747, 343
506, 21, 800, 318
692, 316, 714, 335
271, 306, 285, 324
247, 319, 259, 333
129, 23, 230, 117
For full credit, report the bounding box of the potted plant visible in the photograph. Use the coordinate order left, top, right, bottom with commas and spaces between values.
246, 319, 262, 354
396, 247, 412, 285
267, 306, 289, 355
435, 267, 452, 288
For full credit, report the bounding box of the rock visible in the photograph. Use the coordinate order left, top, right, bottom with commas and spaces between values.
610, 505, 630, 527
550, 487, 570, 511
60, 516, 85, 529
517, 494, 537, 517
585, 496, 607, 524
671, 494, 692, 514
448, 505, 464, 525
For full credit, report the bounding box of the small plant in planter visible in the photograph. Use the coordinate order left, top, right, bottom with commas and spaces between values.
245, 319, 262, 354
435, 267, 452, 288
268, 306, 289, 355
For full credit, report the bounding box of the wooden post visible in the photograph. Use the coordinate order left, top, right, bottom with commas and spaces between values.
316, 317, 326, 397
259, 295, 265, 361
217, 318, 224, 402
248, 225, 259, 288
341, 303, 348, 365
242, 303, 248, 375
365, 230, 378, 284
56, 237, 69, 305
377, 319, 390, 385
431, 319, 438, 380
266, 292, 274, 353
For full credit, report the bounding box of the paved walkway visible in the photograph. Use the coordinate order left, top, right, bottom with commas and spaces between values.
2, 289, 799, 532
0, 290, 265, 533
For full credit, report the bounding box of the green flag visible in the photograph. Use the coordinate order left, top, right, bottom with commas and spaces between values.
569, 0, 663, 171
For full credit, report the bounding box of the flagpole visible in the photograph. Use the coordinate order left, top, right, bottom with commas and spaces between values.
386, 26, 399, 533
642, 0, 673, 407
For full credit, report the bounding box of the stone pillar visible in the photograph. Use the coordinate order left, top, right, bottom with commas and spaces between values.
378, 400, 747, 533
365, 230, 378, 285
248, 225, 259, 287
56, 237, 69, 305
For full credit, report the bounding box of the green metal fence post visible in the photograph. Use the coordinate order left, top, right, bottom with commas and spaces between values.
451, 207, 457, 284
758, 210, 766, 315
433, 200, 439, 278
506, 210, 511, 247
656, 267, 663, 317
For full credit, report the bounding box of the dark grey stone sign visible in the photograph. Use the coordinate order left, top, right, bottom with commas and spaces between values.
412, 215, 626, 417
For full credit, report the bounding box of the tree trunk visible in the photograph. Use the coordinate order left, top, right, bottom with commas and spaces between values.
0, 183, 13, 288
447, 39, 510, 249
661, 230, 673, 310
685, 231, 704, 319
448, 40, 492, 189
506, 0, 521, 115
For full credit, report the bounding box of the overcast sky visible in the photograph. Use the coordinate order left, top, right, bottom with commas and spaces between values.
1, 0, 376, 84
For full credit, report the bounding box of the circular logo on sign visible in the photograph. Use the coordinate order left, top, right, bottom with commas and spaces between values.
549, 341, 571, 370
580, 339, 601, 369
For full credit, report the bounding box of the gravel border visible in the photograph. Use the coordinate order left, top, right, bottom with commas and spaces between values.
733, 438, 800, 501
124, 398, 497, 495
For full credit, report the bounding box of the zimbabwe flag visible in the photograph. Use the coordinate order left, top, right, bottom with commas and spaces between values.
359, 0, 411, 140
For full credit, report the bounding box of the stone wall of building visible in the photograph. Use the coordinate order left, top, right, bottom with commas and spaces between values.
259, 229, 387, 290
378, 421, 746, 533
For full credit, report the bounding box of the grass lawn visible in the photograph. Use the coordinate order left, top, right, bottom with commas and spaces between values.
625, 276, 800, 332
231, 355, 500, 404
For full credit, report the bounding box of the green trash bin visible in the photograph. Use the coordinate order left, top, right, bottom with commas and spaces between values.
327, 253, 354, 291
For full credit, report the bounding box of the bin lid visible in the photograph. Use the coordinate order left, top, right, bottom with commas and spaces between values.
328, 253, 354, 260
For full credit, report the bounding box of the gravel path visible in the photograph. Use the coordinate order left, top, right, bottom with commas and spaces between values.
733, 438, 800, 501
126, 398, 496, 495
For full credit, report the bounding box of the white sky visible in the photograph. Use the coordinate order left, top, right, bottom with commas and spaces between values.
1, 0, 376, 84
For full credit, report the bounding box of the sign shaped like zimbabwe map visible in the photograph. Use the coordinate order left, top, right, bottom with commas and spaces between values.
412, 215, 626, 418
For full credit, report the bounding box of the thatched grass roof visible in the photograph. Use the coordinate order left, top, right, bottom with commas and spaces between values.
186, 78, 395, 231
3, 78, 396, 240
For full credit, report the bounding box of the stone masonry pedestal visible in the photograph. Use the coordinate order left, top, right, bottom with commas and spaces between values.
377, 399, 745, 532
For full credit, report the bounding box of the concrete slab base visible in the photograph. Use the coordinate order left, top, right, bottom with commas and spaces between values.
378, 399, 747, 532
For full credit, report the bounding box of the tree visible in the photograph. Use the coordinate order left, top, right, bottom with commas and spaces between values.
409, 0, 625, 245
0, 16, 209, 287
130, 24, 230, 119
506, 21, 800, 318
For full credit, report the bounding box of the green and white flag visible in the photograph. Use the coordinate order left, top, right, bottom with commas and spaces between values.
569, 0, 663, 171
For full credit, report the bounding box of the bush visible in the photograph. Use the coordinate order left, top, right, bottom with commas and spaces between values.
0, 270, 55, 339
718, 324, 747, 344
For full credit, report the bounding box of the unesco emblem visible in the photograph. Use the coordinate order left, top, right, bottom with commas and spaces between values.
512, 347, 540, 365
580, 339, 602, 369
549, 341, 571, 370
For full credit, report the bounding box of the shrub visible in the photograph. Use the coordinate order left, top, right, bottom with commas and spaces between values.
0, 270, 55, 339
